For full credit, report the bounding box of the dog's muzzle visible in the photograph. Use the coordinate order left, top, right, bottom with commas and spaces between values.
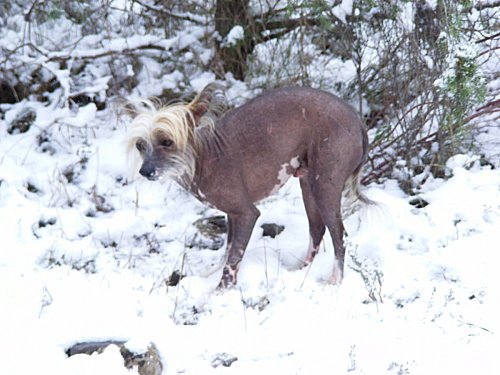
139, 164, 159, 181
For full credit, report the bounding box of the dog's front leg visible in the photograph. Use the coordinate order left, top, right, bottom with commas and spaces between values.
218, 207, 260, 289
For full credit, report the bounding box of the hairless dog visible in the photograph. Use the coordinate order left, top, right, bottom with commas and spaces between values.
126, 84, 372, 289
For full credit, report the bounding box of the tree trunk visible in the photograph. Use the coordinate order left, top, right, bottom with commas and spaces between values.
214, 0, 252, 80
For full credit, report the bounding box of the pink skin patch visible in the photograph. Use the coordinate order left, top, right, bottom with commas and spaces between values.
218, 264, 239, 289
304, 237, 320, 265
293, 166, 308, 178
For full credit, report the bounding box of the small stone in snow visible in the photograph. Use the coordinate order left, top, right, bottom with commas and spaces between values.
211, 352, 238, 368
261, 223, 284, 238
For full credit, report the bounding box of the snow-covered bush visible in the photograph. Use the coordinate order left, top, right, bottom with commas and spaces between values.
1, 0, 497, 191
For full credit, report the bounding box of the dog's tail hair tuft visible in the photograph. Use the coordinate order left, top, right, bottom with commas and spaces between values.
344, 166, 376, 206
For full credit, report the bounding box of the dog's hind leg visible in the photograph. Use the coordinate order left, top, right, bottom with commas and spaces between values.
300, 178, 326, 266
309, 177, 347, 284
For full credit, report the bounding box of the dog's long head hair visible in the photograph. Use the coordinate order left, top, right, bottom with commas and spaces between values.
124, 83, 228, 185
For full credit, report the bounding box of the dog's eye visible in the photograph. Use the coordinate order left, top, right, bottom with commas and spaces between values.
136, 140, 147, 152
160, 139, 173, 148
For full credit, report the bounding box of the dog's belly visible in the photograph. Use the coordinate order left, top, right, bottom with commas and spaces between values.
247, 154, 303, 202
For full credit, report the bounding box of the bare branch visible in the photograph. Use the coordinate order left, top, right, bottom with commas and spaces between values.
133, 0, 206, 25
476, 31, 500, 44
474, 1, 500, 11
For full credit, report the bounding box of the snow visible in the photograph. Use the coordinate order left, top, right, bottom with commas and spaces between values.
399, 2, 415, 32
332, 0, 354, 24
1, 3, 499, 375
1, 98, 499, 374
190, 72, 217, 93
224, 25, 245, 46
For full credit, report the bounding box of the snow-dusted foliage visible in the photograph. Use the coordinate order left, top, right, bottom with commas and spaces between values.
0, 0, 214, 107
1, 0, 499, 374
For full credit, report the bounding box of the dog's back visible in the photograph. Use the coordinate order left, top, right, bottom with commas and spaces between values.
196, 87, 367, 205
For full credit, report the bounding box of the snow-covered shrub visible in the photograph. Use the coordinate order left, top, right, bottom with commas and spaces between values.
211, 0, 493, 189
341, 0, 490, 190
1, 0, 495, 193
349, 247, 384, 304
0, 0, 212, 110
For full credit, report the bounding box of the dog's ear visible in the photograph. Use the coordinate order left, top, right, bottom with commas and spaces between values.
116, 98, 161, 121
113, 98, 137, 120
119, 101, 140, 119
188, 83, 227, 125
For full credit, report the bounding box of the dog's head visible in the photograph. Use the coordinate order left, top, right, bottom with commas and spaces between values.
124, 83, 227, 182
127, 103, 195, 181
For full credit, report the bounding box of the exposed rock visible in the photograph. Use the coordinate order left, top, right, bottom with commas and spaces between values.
479, 155, 495, 169
166, 269, 184, 286
26, 181, 40, 194
68, 93, 106, 110
0, 79, 17, 104
66, 341, 163, 375
66, 340, 126, 356
7, 107, 36, 134
261, 223, 284, 238
408, 197, 429, 208
243, 296, 271, 312
187, 215, 227, 250
91, 190, 114, 214
211, 352, 238, 368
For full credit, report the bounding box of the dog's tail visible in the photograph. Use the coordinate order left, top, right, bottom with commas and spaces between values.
344, 166, 375, 205
343, 128, 376, 206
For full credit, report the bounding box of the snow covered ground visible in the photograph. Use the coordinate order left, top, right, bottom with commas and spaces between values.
1, 1, 499, 372
1, 94, 499, 375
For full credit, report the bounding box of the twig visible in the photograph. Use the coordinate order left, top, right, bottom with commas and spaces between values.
133, 0, 206, 25
464, 99, 500, 121
45, 42, 168, 63
473, 1, 500, 11
475, 31, 500, 44
23, 0, 39, 22
239, 288, 248, 332
478, 45, 500, 57
455, 317, 494, 334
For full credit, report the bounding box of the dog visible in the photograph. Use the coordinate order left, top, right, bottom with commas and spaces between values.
126, 83, 371, 288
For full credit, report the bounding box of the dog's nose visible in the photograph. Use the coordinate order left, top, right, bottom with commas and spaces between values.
139, 164, 157, 180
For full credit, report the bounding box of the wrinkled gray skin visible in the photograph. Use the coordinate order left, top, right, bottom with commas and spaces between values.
139, 87, 369, 289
